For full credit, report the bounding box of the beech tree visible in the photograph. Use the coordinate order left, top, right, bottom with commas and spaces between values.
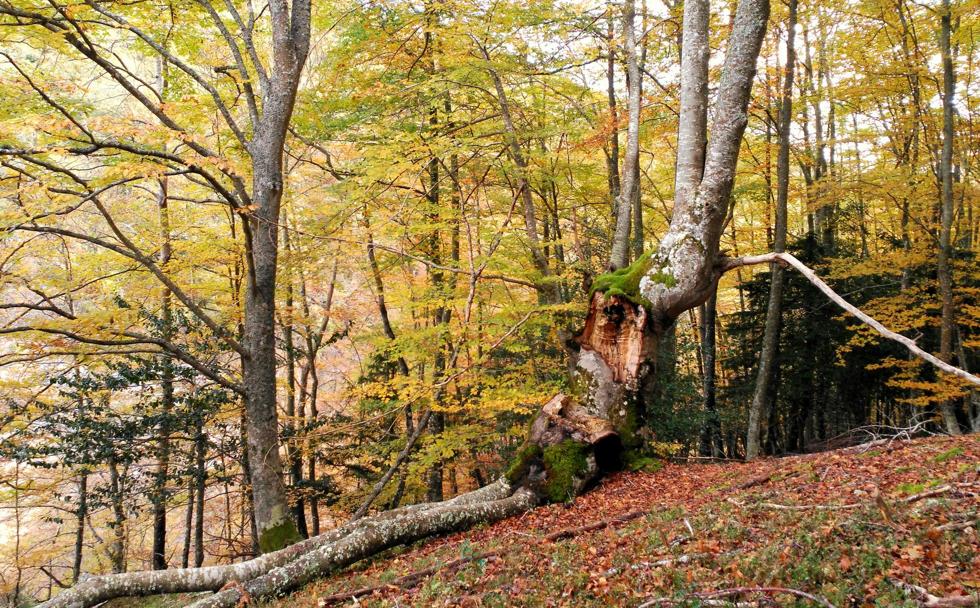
0, 0, 311, 551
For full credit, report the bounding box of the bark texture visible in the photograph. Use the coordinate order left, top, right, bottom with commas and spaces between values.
936, 0, 962, 435
746, 0, 796, 459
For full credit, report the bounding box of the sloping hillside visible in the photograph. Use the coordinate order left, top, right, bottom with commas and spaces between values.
262, 434, 979, 607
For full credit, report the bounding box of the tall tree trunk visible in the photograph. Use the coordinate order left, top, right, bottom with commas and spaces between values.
108, 459, 127, 574
609, 0, 642, 270
937, 0, 962, 435
181, 478, 194, 569
151, 58, 173, 572
282, 228, 309, 538
631, 0, 648, 263
746, 0, 796, 459
605, 1, 620, 210
239, 0, 312, 552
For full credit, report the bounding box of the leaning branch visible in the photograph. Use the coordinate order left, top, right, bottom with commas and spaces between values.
720, 252, 980, 387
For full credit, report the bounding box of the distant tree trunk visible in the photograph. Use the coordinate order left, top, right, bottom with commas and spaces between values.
108, 459, 127, 574
746, 0, 795, 459
609, 0, 642, 270
72, 472, 87, 583
298, 253, 339, 537
631, 0, 648, 263
282, 228, 309, 538
151, 174, 173, 571
605, 1, 620, 210
194, 422, 207, 567
937, 0, 962, 436
699, 288, 722, 457
181, 478, 194, 569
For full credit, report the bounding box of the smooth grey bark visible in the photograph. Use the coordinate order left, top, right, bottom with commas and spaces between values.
937, 0, 962, 435
241, 0, 312, 552
631, 0, 648, 263
187, 486, 534, 608
746, 0, 796, 460
42, 481, 517, 608
609, 0, 642, 270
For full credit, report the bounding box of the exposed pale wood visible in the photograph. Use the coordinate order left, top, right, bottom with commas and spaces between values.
577, 293, 654, 383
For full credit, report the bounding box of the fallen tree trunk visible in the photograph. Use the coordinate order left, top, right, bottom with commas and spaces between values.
185, 488, 536, 608
40, 480, 514, 608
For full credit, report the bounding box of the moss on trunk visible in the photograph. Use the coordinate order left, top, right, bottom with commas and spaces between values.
258, 519, 302, 554
589, 252, 654, 308
541, 440, 590, 502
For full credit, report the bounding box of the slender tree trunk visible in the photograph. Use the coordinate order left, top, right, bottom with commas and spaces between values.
182, 478, 194, 569
72, 473, 87, 583
108, 459, 127, 574
631, 0, 648, 263
480, 46, 557, 303
605, 1, 620, 210
195, 422, 207, 567
609, 0, 642, 270
699, 288, 722, 457
282, 229, 309, 538
746, 0, 795, 459
937, 0, 962, 435
152, 176, 173, 572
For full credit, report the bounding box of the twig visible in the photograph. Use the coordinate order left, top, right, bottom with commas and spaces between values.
888, 578, 980, 607
728, 483, 977, 512
639, 586, 838, 608
544, 509, 647, 542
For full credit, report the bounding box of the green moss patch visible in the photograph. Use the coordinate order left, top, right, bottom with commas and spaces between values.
504, 443, 542, 485
258, 518, 303, 554
541, 440, 590, 503
590, 252, 655, 308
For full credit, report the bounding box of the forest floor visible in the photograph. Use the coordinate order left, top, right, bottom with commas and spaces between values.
258, 434, 979, 608
116, 434, 979, 608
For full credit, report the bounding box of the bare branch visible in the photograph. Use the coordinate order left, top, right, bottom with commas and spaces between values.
720, 252, 980, 387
